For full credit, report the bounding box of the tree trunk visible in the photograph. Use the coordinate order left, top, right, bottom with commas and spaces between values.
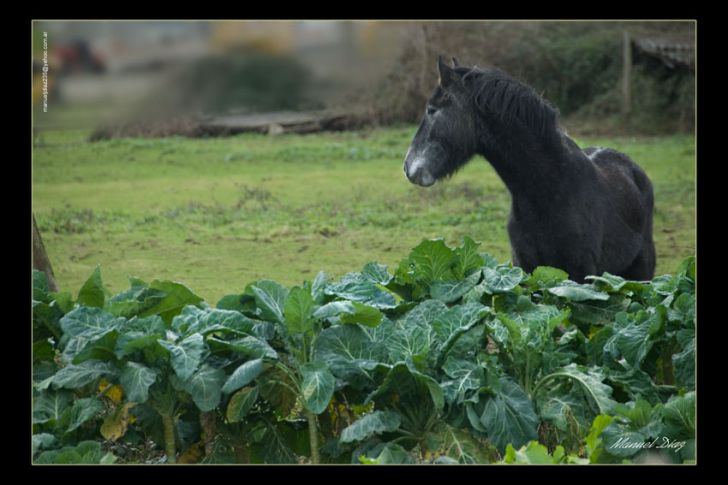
32, 213, 58, 292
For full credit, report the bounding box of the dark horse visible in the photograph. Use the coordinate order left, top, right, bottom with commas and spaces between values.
404, 58, 655, 282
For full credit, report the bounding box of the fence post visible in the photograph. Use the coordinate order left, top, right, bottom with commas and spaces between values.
622, 31, 632, 116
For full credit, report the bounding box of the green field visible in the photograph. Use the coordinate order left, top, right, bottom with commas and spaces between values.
32, 127, 695, 304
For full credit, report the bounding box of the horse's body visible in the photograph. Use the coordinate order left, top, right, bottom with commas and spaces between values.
404, 58, 655, 282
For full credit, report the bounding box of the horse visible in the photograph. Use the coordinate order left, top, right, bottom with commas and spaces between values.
403, 57, 655, 283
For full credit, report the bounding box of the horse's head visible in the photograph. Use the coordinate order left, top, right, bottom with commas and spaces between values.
403, 57, 480, 187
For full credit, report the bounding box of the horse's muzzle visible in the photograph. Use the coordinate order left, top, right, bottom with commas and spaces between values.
404, 156, 436, 187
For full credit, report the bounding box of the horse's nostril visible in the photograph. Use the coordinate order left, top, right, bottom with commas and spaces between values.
405, 157, 426, 178
417, 171, 435, 187
404, 160, 435, 187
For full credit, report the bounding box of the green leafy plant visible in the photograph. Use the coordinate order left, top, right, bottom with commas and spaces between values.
32, 237, 695, 464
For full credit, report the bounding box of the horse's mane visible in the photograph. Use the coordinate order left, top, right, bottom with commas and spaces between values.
460, 67, 559, 139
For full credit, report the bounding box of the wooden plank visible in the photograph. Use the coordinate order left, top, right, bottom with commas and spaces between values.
197, 111, 359, 136
88, 110, 364, 141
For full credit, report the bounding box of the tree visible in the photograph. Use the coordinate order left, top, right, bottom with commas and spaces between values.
32, 213, 58, 292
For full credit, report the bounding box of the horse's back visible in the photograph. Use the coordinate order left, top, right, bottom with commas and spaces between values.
584, 146, 654, 211
583, 146, 651, 231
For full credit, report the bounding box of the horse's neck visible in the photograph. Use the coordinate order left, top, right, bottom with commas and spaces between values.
480, 130, 588, 209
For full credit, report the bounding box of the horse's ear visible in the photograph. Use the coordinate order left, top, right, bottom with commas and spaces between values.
451, 57, 459, 68
437, 56, 461, 90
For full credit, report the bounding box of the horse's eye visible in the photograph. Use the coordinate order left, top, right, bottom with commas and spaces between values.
426, 106, 437, 116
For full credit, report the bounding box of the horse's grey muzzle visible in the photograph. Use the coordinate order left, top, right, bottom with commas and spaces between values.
404, 156, 436, 187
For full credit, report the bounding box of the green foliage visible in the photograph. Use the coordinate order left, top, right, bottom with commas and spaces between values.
77, 266, 107, 308
373, 23, 693, 134
470, 377, 540, 452
35, 440, 117, 464
340, 411, 402, 444
136, 52, 323, 117
511, 25, 624, 116
120, 362, 158, 403
301, 362, 336, 414
226, 387, 259, 423
32, 241, 695, 464
222, 358, 264, 394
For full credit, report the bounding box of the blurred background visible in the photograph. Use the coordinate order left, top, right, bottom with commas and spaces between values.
32, 20, 695, 137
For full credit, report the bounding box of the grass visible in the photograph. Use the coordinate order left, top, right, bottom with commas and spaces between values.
32, 124, 695, 304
